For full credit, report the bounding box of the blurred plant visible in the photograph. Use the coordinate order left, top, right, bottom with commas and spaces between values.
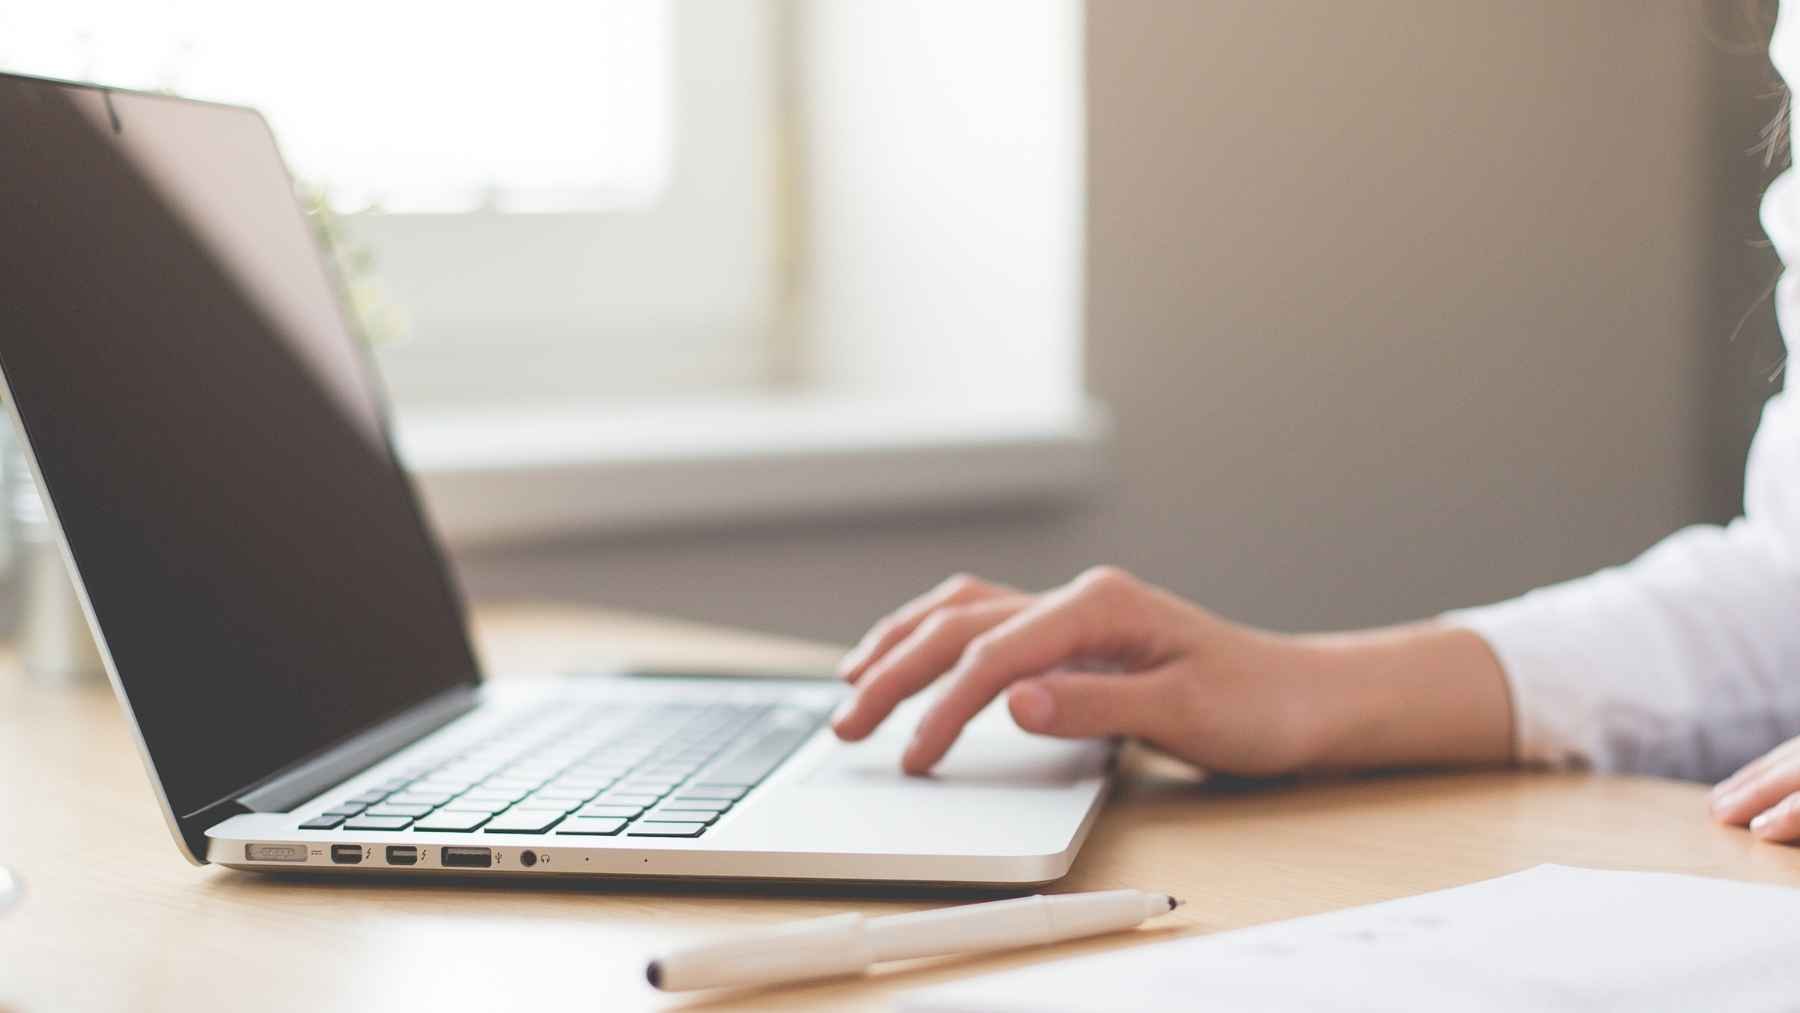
298, 184, 410, 346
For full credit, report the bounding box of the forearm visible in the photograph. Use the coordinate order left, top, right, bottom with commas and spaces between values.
1291, 622, 1515, 772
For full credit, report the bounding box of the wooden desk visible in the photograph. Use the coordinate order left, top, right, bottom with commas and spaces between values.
3, 604, 1798, 1011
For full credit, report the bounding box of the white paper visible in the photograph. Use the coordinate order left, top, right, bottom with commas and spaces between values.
898, 865, 1800, 1013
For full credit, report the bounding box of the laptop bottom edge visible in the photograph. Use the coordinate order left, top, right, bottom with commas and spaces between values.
204, 771, 1111, 888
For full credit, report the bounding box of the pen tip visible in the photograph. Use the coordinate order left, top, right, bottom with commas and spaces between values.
646, 961, 664, 990
1167, 896, 1183, 910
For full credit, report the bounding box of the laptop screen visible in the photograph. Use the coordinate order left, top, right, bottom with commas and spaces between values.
0, 76, 482, 820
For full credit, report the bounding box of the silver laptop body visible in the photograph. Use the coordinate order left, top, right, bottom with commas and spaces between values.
0, 71, 1110, 887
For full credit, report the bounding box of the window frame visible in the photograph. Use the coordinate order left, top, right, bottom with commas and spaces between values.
359, 0, 782, 411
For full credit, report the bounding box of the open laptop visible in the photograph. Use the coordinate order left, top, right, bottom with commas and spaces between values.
0, 72, 1111, 885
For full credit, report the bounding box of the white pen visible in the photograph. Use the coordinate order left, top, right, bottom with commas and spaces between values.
646, 888, 1182, 992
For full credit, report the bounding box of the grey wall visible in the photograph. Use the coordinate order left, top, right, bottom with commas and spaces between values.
455, 1, 1788, 647
1701, 0, 1790, 516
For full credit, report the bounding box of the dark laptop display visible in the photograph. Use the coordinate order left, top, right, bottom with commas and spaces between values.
0, 75, 479, 822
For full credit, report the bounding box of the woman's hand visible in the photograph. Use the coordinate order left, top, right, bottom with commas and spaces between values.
1710, 737, 1800, 843
830, 567, 1515, 776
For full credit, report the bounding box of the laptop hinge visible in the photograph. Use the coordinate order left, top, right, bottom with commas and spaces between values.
233, 685, 481, 815
179, 798, 250, 861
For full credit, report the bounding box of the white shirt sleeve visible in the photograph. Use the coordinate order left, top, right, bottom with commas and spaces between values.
1445, 195, 1800, 783
1445, 4, 1800, 782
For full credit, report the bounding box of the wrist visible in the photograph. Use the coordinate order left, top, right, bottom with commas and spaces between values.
1285, 622, 1515, 773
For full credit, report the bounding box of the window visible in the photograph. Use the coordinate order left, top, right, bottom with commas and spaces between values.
0, 1, 672, 212
2, 0, 772, 414
354, 2, 778, 412
2, 2, 1100, 541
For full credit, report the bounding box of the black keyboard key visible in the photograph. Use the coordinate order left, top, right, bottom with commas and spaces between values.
532, 785, 598, 801
645, 807, 719, 825
575, 804, 644, 819
300, 815, 345, 830
345, 814, 414, 831
567, 764, 632, 779
697, 766, 764, 785
388, 791, 455, 807
365, 803, 433, 818
672, 785, 746, 801
659, 751, 718, 767
408, 779, 475, 795
431, 765, 493, 782
700, 734, 810, 783
660, 798, 731, 814
627, 821, 707, 838
484, 811, 565, 834
414, 811, 491, 832
514, 795, 580, 813
593, 792, 661, 807
439, 799, 506, 815
460, 788, 528, 804
587, 744, 652, 758
546, 777, 613, 793
555, 817, 628, 836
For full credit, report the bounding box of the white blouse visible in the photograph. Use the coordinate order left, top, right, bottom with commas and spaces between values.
1445, 3, 1800, 782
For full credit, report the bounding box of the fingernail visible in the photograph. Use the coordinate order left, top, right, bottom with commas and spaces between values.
1709, 778, 1747, 805
830, 697, 856, 730
1711, 788, 1745, 815
1011, 683, 1056, 730
835, 650, 862, 680
1750, 810, 1774, 833
901, 734, 929, 773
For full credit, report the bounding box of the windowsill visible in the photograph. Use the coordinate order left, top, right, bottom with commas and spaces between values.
395, 395, 1112, 548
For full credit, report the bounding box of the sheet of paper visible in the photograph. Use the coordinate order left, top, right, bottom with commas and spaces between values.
898, 865, 1800, 1013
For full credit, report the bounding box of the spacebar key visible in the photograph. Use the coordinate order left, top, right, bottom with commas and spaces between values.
626, 821, 707, 838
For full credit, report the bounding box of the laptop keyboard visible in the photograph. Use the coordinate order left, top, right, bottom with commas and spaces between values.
298, 696, 828, 840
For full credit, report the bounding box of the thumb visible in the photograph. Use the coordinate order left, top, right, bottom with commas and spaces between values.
1006, 669, 1177, 741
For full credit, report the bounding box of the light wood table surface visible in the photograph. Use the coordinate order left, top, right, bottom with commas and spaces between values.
3, 604, 1798, 1012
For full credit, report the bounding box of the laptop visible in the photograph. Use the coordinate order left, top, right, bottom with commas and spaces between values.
0, 72, 1111, 885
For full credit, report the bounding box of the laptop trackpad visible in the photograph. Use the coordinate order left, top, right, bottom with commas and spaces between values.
714, 692, 1110, 861
802, 696, 1104, 791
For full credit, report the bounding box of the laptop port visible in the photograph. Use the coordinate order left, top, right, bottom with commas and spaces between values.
386, 846, 418, 866
330, 845, 364, 865
519, 850, 538, 868
441, 847, 492, 868
245, 843, 306, 863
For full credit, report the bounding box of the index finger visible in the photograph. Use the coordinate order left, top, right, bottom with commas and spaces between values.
901, 569, 1160, 774
1712, 737, 1800, 808
837, 574, 1014, 683
1713, 754, 1800, 827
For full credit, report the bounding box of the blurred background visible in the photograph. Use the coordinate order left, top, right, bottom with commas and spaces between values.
0, 0, 1789, 650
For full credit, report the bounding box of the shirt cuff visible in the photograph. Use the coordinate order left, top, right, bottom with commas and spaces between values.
1442, 597, 1598, 771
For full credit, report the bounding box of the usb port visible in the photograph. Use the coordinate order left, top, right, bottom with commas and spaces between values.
330, 844, 364, 865
385, 846, 418, 866
441, 847, 492, 868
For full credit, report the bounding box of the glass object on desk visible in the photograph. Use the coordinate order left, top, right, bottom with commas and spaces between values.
8, 444, 104, 686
